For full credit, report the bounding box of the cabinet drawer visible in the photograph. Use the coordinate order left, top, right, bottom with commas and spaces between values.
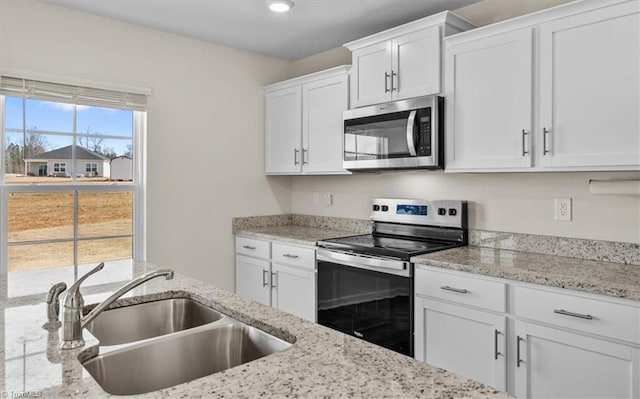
514, 286, 640, 344
415, 268, 506, 313
236, 236, 270, 260
272, 243, 315, 270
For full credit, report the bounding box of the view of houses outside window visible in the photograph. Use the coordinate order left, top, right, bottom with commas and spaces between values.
1, 89, 143, 298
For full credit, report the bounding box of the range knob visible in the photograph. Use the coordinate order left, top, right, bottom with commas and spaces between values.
381, 205, 389, 212
437, 208, 447, 216
372, 205, 380, 211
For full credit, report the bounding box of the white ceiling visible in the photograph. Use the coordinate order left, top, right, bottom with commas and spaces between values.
41, 0, 481, 60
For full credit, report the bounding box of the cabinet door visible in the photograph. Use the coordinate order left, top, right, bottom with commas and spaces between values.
351, 41, 392, 107
445, 29, 534, 171
515, 321, 640, 399
271, 263, 316, 322
415, 298, 507, 390
302, 74, 349, 174
538, 2, 640, 169
265, 86, 302, 174
235, 255, 270, 306
392, 26, 441, 101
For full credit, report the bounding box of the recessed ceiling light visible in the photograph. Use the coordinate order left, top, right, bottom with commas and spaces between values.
267, 0, 294, 13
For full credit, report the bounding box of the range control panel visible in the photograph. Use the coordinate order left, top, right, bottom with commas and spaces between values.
370, 198, 467, 228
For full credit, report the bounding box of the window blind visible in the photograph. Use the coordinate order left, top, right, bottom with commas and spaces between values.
0, 76, 147, 111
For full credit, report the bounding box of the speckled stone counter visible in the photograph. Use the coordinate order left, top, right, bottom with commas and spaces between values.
1, 261, 513, 398
412, 246, 640, 301
235, 225, 360, 246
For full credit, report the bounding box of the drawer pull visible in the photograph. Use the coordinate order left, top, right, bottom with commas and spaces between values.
516, 335, 524, 367
271, 271, 278, 289
262, 269, 269, 287
242, 245, 256, 250
440, 286, 469, 294
282, 254, 299, 259
494, 329, 502, 360
554, 309, 593, 320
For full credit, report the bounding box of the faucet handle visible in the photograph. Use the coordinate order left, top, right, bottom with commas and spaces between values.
43, 282, 67, 329
64, 262, 105, 310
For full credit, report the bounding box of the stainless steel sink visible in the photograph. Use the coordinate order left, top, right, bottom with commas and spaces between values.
84, 298, 223, 345
82, 321, 292, 395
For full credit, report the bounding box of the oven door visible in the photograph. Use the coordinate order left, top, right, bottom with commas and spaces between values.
316, 249, 413, 356
342, 96, 440, 171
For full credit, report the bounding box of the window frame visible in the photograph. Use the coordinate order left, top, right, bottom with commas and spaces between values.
0, 92, 147, 298
85, 162, 97, 174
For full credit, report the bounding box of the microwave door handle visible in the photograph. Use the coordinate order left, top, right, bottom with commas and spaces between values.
406, 110, 418, 156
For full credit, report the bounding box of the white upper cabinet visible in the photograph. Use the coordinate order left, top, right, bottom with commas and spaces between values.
444, 0, 640, 172
265, 86, 302, 174
445, 28, 534, 170
345, 11, 475, 108
302, 73, 348, 173
265, 66, 350, 175
538, 2, 640, 169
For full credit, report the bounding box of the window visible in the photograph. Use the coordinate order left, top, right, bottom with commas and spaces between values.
86, 162, 97, 175
1, 76, 147, 299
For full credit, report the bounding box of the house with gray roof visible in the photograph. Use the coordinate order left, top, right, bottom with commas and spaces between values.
24, 145, 111, 178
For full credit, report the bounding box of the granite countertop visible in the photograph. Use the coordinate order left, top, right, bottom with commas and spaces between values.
412, 246, 640, 301
1, 261, 512, 398
235, 225, 361, 246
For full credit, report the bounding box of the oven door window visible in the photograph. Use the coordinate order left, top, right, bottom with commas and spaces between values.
344, 110, 414, 161
317, 259, 412, 356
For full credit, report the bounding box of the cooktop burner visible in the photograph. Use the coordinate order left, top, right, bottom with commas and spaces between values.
317, 234, 461, 261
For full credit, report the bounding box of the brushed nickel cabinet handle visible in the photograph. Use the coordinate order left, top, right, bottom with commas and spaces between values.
302, 148, 308, 165
384, 72, 390, 93
294, 148, 300, 165
522, 129, 529, 156
543, 127, 550, 155
516, 335, 524, 367
283, 254, 299, 259
391, 71, 397, 92
554, 309, 593, 320
262, 269, 269, 287
440, 286, 469, 294
271, 272, 278, 289
242, 245, 256, 250
494, 329, 502, 360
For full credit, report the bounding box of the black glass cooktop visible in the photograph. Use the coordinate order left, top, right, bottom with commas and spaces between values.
317, 234, 461, 261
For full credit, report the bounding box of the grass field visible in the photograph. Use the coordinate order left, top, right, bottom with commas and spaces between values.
5, 176, 133, 271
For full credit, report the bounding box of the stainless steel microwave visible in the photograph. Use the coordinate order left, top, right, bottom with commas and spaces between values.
343, 96, 443, 171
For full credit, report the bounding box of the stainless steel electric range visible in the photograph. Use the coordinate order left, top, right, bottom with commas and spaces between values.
316, 198, 468, 357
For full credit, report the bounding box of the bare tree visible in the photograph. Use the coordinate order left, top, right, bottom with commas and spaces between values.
4, 129, 49, 174
78, 126, 104, 153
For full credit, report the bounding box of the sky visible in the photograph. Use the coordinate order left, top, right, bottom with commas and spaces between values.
4, 96, 133, 156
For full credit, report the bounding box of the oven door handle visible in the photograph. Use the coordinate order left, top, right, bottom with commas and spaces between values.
317, 249, 410, 277
406, 110, 418, 156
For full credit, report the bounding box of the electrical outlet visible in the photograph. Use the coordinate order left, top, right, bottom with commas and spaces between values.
555, 198, 572, 221
322, 193, 333, 207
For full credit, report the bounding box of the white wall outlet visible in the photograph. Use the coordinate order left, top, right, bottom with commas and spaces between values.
555, 198, 572, 221
312, 191, 320, 206
322, 193, 333, 207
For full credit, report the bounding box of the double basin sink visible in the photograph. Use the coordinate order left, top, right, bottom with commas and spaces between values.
81, 297, 292, 395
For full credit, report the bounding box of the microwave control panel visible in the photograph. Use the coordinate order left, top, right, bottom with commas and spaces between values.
417, 109, 432, 156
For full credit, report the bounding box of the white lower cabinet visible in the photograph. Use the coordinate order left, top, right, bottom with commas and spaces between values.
415, 266, 640, 398
271, 263, 316, 322
235, 255, 270, 306
235, 236, 316, 322
515, 321, 640, 399
415, 297, 507, 390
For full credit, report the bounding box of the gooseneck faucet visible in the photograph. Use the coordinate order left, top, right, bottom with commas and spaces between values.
60, 263, 174, 350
